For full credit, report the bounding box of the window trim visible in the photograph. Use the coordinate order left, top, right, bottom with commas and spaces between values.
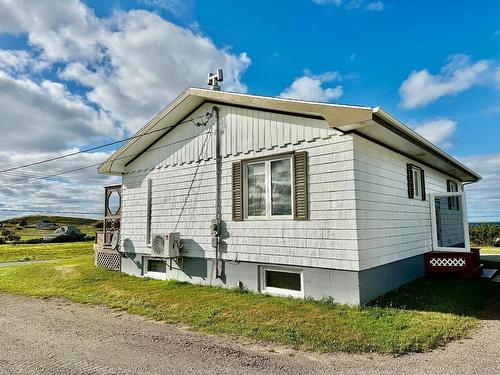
243, 155, 294, 220
143, 257, 167, 280
260, 266, 304, 298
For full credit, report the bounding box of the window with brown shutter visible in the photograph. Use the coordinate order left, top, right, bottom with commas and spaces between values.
231, 151, 308, 221
407, 163, 425, 201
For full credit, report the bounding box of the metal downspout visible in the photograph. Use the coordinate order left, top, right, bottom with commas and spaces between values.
213, 106, 222, 279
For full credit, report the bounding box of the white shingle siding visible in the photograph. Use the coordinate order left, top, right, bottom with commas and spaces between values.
353, 135, 461, 270
121, 104, 465, 273
122, 104, 360, 271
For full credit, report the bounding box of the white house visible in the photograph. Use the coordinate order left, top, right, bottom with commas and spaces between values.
96, 88, 481, 305
36, 220, 58, 230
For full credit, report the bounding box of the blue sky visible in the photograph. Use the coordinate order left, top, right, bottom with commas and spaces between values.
0, 0, 498, 221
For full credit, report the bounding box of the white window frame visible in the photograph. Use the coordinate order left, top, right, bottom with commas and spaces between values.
412, 166, 422, 200
243, 155, 294, 220
143, 257, 167, 280
429, 192, 471, 253
260, 266, 304, 298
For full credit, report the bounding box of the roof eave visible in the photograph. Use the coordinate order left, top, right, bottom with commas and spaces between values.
372, 108, 481, 183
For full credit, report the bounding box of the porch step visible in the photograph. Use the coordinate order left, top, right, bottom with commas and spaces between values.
481, 268, 498, 279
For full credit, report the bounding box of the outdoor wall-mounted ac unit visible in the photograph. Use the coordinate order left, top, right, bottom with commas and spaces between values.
151, 232, 181, 258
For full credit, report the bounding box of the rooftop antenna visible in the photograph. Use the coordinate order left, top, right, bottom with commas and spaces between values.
207, 69, 223, 91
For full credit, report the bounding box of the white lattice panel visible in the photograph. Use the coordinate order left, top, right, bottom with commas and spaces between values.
96, 252, 121, 271
430, 257, 466, 267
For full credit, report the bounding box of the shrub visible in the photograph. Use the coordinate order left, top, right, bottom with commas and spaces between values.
469, 224, 500, 246
5, 233, 21, 242
22, 238, 44, 244
0, 236, 5, 245
18, 218, 28, 227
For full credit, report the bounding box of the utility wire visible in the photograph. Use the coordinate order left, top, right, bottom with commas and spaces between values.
0, 125, 214, 189
0, 169, 110, 184
0, 112, 212, 174
0, 208, 101, 215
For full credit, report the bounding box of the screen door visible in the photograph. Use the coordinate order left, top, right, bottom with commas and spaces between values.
430, 192, 470, 252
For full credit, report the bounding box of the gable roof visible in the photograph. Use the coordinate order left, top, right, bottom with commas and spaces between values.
98, 87, 481, 182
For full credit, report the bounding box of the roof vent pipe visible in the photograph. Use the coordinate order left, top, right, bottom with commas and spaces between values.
207, 69, 223, 91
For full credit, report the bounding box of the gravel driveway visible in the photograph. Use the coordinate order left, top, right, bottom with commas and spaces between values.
0, 293, 498, 375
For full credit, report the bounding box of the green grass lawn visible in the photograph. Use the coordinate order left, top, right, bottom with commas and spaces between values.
0, 255, 497, 355
0, 242, 93, 262
478, 246, 500, 255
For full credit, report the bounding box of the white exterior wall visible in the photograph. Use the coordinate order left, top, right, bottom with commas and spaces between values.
352, 135, 462, 270
121, 103, 361, 271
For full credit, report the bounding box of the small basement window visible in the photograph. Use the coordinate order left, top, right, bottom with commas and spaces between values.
261, 267, 303, 298
144, 258, 166, 280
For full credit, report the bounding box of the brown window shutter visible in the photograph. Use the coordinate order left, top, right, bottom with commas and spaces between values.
232, 161, 243, 221
293, 151, 308, 220
420, 168, 426, 201
406, 163, 414, 199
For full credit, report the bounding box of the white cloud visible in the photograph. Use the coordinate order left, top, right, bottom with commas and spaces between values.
312, 0, 384, 11
0, 1, 250, 132
0, 150, 119, 220
399, 54, 496, 109
0, 0, 250, 220
0, 50, 30, 72
413, 118, 457, 148
58, 9, 250, 132
364, 1, 384, 11
280, 71, 344, 102
312, 0, 343, 5
459, 153, 500, 222
0, 70, 116, 152
139, 0, 192, 16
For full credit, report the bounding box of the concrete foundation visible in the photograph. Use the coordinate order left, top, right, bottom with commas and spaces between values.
120, 253, 425, 305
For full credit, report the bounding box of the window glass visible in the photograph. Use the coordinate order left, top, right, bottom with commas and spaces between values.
434, 196, 465, 248
147, 259, 166, 273
271, 159, 292, 215
247, 162, 266, 216
108, 191, 120, 215
448, 180, 459, 210
265, 270, 301, 291
413, 169, 420, 197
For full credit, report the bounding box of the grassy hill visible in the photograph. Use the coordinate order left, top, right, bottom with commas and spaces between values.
1, 215, 100, 226
1, 215, 102, 241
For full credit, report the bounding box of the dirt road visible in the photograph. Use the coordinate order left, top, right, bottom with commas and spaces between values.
0, 293, 498, 374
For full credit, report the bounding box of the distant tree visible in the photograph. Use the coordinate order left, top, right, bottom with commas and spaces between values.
469, 224, 500, 246
18, 218, 28, 227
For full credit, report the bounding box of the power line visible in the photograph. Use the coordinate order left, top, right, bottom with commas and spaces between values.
0, 112, 212, 174
0, 126, 214, 189
0, 169, 111, 184
0, 208, 101, 215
